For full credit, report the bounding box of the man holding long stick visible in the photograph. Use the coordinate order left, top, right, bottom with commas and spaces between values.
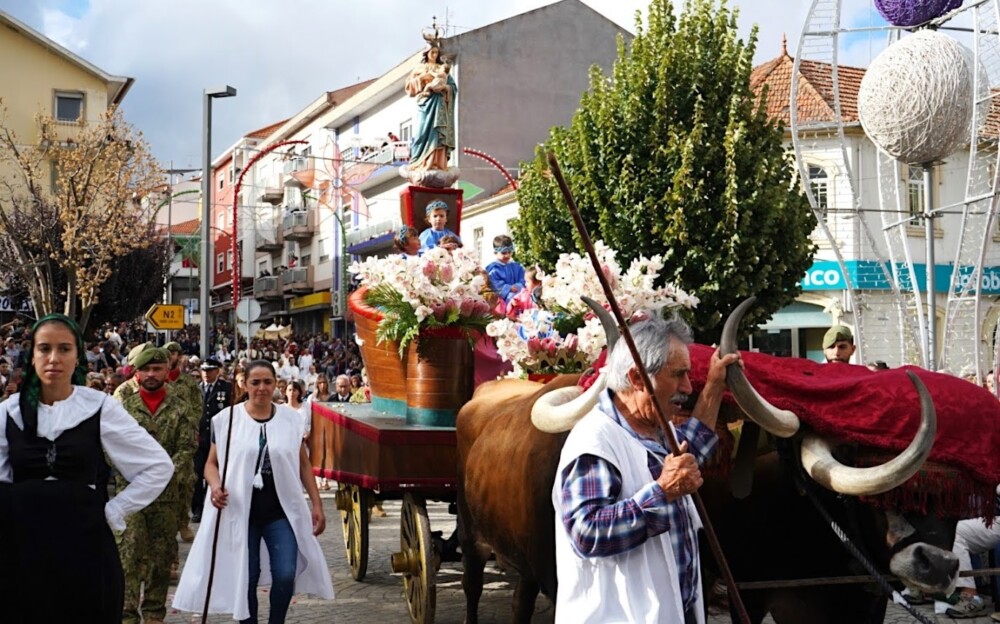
553, 314, 738, 624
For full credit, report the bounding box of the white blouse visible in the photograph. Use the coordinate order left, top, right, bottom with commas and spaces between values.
0, 386, 174, 531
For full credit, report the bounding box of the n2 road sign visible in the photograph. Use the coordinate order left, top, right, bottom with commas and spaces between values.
145, 304, 185, 330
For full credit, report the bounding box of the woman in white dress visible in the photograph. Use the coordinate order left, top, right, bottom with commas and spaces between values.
173, 360, 332, 623
285, 379, 311, 441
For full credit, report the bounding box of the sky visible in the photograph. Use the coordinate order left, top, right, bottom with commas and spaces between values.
0, 0, 892, 169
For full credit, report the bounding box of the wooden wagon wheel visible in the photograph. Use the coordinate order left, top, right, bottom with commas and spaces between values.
390, 492, 439, 624
336, 484, 371, 581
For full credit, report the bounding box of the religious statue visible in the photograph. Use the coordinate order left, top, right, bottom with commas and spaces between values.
401, 21, 459, 188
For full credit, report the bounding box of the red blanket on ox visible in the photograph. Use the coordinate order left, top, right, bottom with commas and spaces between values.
685, 344, 1000, 518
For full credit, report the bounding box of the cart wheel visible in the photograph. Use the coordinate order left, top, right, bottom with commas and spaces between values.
390, 493, 438, 624
337, 484, 370, 581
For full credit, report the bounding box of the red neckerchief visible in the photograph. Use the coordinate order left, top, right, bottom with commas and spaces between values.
167, 368, 180, 382
139, 386, 167, 415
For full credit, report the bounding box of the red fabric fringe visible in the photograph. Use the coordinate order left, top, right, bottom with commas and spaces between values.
687, 344, 1000, 520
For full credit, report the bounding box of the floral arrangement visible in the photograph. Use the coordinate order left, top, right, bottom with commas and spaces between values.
349, 246, 494, 354
486, 241, 699, 376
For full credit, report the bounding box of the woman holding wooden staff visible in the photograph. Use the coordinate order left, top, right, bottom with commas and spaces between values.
173, 360, 332, 623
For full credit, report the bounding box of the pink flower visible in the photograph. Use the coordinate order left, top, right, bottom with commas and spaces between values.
444, 298, 458, 314
431, 302, 447, 321
563, 333, 578, 351
439, 264, 454, 282
423, 261, 437, 278
527, 337, 542, 354
459, 298, 476, 317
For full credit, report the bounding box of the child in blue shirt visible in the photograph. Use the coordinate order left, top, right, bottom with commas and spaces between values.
486, 235, 526, 303
419, 199, 461, 252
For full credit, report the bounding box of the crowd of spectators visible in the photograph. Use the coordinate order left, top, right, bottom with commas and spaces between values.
0, 317, 369, 405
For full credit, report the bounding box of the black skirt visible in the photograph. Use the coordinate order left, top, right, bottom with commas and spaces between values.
0, 479, 124, 623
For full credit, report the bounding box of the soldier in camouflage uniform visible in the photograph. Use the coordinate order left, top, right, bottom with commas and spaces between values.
115, 343, 201, 544
116, 345, 196, 624
164, 341, 201, 543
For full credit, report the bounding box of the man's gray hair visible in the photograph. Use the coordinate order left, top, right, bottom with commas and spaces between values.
605, 312, 693, 393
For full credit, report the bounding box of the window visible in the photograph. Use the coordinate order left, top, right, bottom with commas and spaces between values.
54, 92, 84, 122
217, 212, 225, 234
907, 166, 926, 226
300, 254, 311, 266
216, 253, 225, 274
318, 237, 329, 263
473, 227, 484, 262
227, 250, 233, 270
400, 120, 412, 142
218, 174, 225, 190
808, 165, 829, 218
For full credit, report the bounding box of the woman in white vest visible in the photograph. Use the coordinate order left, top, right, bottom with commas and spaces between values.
173, 360, 332, 623
552, 314, 738, 624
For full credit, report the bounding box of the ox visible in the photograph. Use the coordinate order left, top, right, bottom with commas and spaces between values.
456, 302, 959, 624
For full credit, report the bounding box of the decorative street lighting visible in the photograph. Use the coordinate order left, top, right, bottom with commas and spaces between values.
199, 85, 237, 359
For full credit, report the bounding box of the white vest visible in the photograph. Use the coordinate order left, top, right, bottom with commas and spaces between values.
552, 408, 705, 624
172, 404, 333, 619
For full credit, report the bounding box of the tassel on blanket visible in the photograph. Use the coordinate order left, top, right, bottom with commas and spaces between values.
253, 472, 264, 490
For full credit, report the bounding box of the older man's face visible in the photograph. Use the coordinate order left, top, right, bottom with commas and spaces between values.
626, 337, 693, 436
336, 377, 351, 396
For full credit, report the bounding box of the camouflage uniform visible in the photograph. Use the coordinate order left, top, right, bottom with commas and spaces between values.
117, 384, 196, 624
116, 370, 201, 530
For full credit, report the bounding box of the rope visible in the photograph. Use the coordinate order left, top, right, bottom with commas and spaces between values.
802, 483, 936, 624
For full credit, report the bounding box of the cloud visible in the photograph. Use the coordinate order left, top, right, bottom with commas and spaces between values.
0, 0, 888, 166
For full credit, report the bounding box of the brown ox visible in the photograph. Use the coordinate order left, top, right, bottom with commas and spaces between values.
457, 301, 957, 624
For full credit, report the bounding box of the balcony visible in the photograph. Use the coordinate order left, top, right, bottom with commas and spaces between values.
259, 187, 283, 205
256, 226, 283, 252
282, 209, 315, 241
254, 276, 281, 300
280, 266, 314, 294
343, 141, 410, 193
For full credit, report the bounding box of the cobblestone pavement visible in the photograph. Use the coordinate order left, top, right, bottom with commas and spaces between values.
161, 495, 996, 623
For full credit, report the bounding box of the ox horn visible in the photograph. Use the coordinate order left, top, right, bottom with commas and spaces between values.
529, 296, 618, 433
720, 297, 800, 438
800, 370, 936, 496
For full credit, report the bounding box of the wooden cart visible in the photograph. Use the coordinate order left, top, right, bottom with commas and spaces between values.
312, 401, 457, 624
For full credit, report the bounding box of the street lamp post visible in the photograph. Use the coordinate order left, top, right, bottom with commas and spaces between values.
200, 85, 237, 360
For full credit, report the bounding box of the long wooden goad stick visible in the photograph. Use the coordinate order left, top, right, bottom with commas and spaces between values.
546, 152, 750, 624
201, 401, 237, 623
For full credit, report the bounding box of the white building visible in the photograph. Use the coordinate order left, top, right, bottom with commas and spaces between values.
213, 0, 628, 337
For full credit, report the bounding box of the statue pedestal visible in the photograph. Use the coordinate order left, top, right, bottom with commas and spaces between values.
400, 186, 464, 236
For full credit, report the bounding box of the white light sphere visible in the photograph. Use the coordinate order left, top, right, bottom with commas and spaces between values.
858, 30, 975, 165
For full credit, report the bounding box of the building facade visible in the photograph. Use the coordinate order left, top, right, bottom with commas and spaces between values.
208, 0, 628, 339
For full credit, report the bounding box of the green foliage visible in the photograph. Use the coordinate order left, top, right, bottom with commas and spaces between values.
364, 284, 492, 357
511, 0, 816, 341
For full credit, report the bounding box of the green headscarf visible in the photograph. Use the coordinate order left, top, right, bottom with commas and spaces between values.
19, 314, 89, 438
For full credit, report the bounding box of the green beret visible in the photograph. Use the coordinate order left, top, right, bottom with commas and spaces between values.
127, 342, 152, 365
823, 325, 854, 349
164, 341, 182, 354
130, 343, 169, 369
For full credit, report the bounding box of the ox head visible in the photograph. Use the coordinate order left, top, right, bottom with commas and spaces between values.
721, 296, 957, 594
530, 297, 619, 433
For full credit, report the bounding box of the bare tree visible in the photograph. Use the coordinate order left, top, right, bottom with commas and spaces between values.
0, 101, 164, 328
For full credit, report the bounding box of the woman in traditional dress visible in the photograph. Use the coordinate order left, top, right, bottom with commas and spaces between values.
0, 314, 174, 623
405, 43, 457, 172
173, 360, 332, 623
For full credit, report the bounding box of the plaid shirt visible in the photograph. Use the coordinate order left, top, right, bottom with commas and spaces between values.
559, 390, 717, 612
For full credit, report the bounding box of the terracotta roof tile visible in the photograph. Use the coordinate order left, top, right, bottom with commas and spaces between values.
752, 51, 1000, 137
247, 119, 290, 139
157, 217, 200, 236
326, 78, 377, 106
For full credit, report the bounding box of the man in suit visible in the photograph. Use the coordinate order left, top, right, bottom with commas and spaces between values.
192, 358, 231, 522
333, 374, 352, 402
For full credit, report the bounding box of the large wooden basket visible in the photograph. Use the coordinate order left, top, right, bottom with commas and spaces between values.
349, 287, 407, 415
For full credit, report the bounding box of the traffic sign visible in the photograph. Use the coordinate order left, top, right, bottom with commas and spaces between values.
236, 298, 261, 322
145, 304, 186, 330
